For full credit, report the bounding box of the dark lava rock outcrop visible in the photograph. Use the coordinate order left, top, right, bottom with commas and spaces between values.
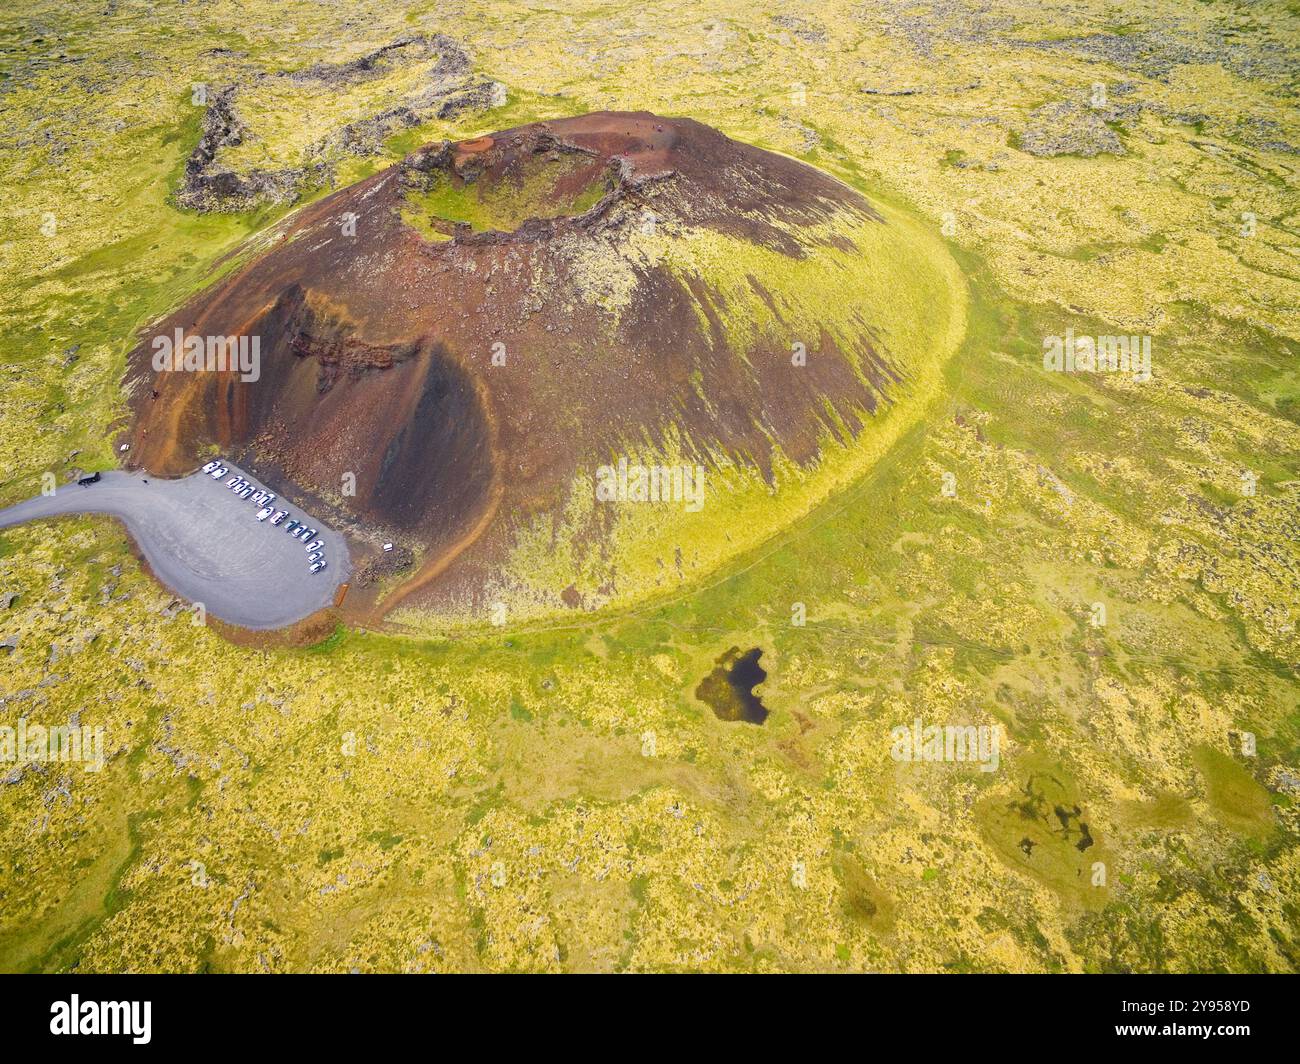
178, 33, 502, 212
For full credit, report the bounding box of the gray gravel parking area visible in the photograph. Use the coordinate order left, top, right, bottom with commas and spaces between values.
0, 464, 350, 629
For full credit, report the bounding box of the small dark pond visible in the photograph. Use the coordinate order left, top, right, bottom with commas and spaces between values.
695, 646, 769, 724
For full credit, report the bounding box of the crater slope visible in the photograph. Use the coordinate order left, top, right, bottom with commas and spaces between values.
126, 111, 965, 623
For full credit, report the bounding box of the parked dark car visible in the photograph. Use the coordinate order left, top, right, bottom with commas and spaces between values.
77, 472, 101, 487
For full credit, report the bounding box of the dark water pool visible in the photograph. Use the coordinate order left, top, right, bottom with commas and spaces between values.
695, 646, 769, 725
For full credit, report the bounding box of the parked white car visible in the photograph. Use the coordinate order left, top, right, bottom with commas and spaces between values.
256, 506, 274, 521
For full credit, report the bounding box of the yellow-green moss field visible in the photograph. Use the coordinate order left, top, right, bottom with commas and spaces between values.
0, 0, 1297, 972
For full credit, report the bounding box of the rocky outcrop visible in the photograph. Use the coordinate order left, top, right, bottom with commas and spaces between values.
1017, 100, 1126, 158
176, 34, 504, 212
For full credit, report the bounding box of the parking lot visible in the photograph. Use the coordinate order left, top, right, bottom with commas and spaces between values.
0, 461, 351, 629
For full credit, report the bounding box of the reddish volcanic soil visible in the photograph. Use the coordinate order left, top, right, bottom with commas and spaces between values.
124, 111, 901, 619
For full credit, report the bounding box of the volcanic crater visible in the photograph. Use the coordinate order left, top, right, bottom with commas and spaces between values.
126, 111, 963, 622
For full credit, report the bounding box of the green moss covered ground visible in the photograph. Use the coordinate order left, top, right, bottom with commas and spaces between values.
0, 0, 1297, 973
